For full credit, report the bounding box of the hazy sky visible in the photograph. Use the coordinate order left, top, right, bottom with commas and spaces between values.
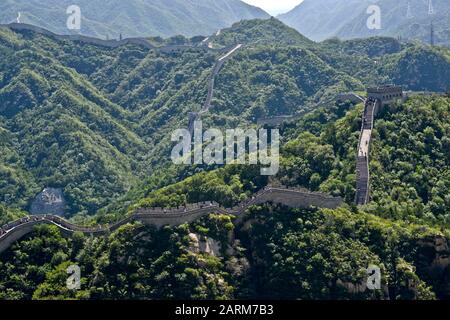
242, 0, 304, 15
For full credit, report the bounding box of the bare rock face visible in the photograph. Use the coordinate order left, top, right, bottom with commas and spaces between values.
188, 233, 221, 257
418, 235, 450, 271
336, 279, 367, 294
30, 188, 66, 216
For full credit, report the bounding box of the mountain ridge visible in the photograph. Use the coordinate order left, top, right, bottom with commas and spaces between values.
0, 0, 270, 38
279, 0, 450, 47
0, 18, 448, 216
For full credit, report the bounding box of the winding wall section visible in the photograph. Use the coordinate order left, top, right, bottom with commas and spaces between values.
355, 98, 378, 205
188, 44, 242, 133
1, 23, 217, 53
0, 187, 342, 254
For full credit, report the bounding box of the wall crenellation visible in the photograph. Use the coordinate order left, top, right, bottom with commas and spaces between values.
355, 86, 403, 205
0, 187, 342, 253
0, 23, 221, 53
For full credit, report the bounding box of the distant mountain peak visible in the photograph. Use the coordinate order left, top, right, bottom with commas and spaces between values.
0, 0, 270, 38
210, 17, 314, 47
279, 0, 449, 47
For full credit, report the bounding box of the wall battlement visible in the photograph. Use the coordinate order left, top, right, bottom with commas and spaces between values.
367, 85, 403, 107
0, 187, 342, 254
0, 23, 217, 53
355, 86, 404, 205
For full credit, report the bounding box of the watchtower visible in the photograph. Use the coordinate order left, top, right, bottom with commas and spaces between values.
367, 85, 403, 114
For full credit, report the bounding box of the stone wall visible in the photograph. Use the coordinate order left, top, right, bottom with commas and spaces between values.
188, 44, 242, 130
367, 86, 403, 107
355, 99, 377, 205
1, 23, 215, 53
0, 187, 342, 254
355, 86, 404, 205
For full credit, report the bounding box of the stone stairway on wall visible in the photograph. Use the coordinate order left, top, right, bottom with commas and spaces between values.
363, 102, 374, 130
355, 98, 376, 205
355, 157, 369, 205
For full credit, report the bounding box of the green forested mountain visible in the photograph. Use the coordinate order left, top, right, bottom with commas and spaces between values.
1, 94, 448, 300
0, 0, 269, 38
209, 18, 314, 47
0, 18, 449, 300
279, 0, 450, 47
317, 38, 450, 92
0, 19, 449, 215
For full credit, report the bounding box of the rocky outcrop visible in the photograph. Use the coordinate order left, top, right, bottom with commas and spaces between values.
188, 233, 221, 257
30, 188, 66, 216
418, 235, 450, 271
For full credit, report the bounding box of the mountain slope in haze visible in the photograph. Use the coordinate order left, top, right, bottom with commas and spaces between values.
278, 0, 372, 41
279, 0, 450, 47
336, 0, 450, 46
0, 0, 270, 38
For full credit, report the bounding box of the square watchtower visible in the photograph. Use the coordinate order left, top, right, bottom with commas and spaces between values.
367, 85, 403, 115
367, 85, 403, 105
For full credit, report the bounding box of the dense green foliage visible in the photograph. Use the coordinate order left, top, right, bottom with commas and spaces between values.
0, 205, 27, 225
0, 19, 448, 215
367, 96, 450, 223
0, 206, 446, 300
0, 18, 449, 300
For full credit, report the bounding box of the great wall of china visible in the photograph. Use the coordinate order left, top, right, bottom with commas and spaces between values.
355, 86, 404, 205
0, 24, 408, 254
0, 23, 236, 54
188, 44, 243, 133
355, 98, 377, 205
0, 187, 343, 254
0, 81, 404, 255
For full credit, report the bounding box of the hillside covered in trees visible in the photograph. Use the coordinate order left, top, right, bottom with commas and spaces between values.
0, 18, 449, 300
1, 93, 449, 300
0, 19, 448, 216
